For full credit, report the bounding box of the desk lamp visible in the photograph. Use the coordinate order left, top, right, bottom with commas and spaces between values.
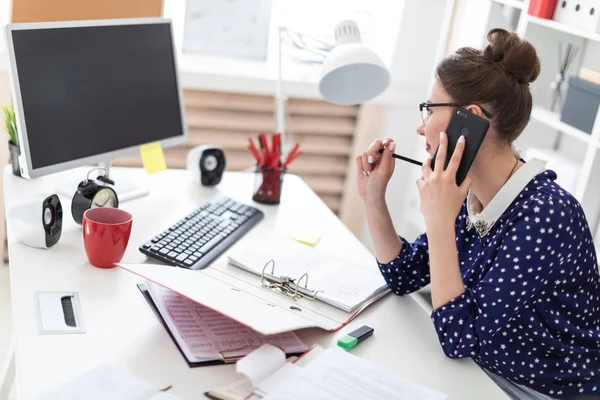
275, 20, 391, 144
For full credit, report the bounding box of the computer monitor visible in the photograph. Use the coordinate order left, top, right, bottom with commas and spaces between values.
6, 18, 187, 200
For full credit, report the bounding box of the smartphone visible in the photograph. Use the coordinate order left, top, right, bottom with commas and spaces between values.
430, 107, 490, 185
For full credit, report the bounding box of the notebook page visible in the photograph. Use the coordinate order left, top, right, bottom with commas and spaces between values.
227, 238, 322, 278
146, 282, 307, 363
263, 347, 447, 400
310, 260, 388, 312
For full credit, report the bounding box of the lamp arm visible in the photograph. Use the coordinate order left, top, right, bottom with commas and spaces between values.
276, 27, 334, 147
276, 27, 287, 144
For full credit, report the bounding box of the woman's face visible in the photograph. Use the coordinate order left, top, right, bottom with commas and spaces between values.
417, 80, 456, 158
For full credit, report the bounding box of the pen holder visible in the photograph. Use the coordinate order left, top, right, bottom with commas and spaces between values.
252, 166, 286, 205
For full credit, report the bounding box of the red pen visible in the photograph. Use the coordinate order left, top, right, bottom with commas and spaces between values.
259, 133, 270, 167
248, 138, 262, 165
284, 143, 300, 165
283, 150, 302, 168
271, 133, 281, 168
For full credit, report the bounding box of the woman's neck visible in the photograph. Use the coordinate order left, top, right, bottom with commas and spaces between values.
469, 143, 520, 210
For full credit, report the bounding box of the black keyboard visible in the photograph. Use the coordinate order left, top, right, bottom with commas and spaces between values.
139, 196, 264, 270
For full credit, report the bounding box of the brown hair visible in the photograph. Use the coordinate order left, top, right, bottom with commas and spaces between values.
436, 28, 541, 143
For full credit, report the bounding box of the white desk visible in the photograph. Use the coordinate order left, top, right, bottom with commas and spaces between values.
3, 166, 508, 400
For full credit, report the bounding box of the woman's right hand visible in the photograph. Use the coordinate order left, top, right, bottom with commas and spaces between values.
356, 138, 396, 205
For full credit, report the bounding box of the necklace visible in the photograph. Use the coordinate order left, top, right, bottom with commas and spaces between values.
505, 157, 519, 185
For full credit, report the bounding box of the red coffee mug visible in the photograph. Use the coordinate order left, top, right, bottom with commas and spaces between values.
83, 208, 133, 268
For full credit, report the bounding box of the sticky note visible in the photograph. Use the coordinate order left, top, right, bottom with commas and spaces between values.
286, 229, 321, 247
140, 142, 167, 174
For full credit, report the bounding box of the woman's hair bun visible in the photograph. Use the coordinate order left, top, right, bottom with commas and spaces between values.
483, 28, 540, 85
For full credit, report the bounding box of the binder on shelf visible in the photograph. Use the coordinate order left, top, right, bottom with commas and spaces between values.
118, 257, 390, 336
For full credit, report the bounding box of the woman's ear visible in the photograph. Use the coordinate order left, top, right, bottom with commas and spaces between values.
464, 104, 485, 118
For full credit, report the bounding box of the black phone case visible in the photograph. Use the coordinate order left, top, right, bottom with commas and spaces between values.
430, 107, 490, 185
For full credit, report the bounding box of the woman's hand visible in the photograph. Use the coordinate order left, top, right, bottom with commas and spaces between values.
356, 138, 396, 205
417, 132, 471, 229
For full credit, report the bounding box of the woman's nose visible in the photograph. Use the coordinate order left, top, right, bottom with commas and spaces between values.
416, 123, 425, 136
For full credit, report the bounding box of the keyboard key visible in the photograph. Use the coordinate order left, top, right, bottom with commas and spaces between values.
199, 234, 225, 253
159, 248, 169, 256
142, 242, 152, 249
167, 251, 178, 259
149, 246, 161, 253
151, 237, 160, 243
183, 259, 195, 267
189, 255, 199, 262
176, 253, 188, 262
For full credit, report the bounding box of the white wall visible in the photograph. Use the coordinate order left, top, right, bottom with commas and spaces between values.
360, 0, 453, 251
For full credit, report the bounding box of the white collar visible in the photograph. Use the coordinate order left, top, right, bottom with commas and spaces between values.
466, 158, 547, 236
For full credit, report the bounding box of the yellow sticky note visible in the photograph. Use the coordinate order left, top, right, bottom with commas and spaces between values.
286, 229, 321, 247
140, 142, 167, 174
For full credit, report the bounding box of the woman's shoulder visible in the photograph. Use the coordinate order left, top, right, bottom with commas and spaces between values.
505, 169, 585, 223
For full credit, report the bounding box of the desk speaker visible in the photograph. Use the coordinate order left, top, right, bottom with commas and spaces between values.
9, 194, 62, 249
187, 145, 226, 186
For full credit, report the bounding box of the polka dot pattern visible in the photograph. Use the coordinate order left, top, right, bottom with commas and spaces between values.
377, 170, 600, 397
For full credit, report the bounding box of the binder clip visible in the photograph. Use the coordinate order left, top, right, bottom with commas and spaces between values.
260, 260, 319, 301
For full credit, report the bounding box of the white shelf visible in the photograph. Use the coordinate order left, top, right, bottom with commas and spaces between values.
491, 0, 525, 9
530, 106, 593, 144
527, 15, 600, 42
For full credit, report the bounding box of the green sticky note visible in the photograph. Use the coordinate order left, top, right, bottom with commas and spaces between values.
337, 335, 358, 350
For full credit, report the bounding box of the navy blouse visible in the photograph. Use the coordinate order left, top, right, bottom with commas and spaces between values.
378, 169, 600, 397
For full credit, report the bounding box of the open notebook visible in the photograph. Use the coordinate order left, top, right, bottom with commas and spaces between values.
227, 238, 388, 312
215, 344, 448, 400
140, 281, 307, 366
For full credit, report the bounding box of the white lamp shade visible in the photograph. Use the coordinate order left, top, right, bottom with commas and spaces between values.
319, 20, 390, 105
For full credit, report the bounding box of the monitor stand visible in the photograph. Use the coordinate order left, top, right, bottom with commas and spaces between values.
57, 160, 149, 203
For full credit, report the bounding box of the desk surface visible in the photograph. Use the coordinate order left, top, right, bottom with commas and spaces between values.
4, 166, 508, 400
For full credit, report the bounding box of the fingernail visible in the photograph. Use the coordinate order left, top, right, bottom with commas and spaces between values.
389, 142, 396, 151
440, 131, 445, 140
458, 135, 465, 143
366, 171, 371, 176
368, 155, 373, 164
382, 139, 388, 145
362, 170, 368, 176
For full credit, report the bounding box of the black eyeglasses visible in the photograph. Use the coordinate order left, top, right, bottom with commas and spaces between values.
419, 102, 493, 124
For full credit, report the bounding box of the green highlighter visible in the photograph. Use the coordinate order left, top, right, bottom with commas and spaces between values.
337, 325, 374, 350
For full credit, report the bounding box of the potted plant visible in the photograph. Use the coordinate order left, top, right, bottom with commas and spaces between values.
2, 104, 20, 176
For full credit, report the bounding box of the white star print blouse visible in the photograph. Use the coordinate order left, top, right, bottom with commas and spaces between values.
377, 159, 600, 397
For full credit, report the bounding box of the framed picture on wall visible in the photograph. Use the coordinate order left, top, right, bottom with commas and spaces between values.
182, 0, 272, 60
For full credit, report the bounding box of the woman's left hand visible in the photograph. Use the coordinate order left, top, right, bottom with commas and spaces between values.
417, 132, 471, 229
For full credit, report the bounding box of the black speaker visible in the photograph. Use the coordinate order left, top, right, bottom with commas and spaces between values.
186, 145, 226, 186
9, 194, 62, 249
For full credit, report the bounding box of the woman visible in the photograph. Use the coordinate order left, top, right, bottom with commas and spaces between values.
357, 29, 600, 399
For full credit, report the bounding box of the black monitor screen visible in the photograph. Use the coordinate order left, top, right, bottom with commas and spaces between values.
11, 22, 184, 169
